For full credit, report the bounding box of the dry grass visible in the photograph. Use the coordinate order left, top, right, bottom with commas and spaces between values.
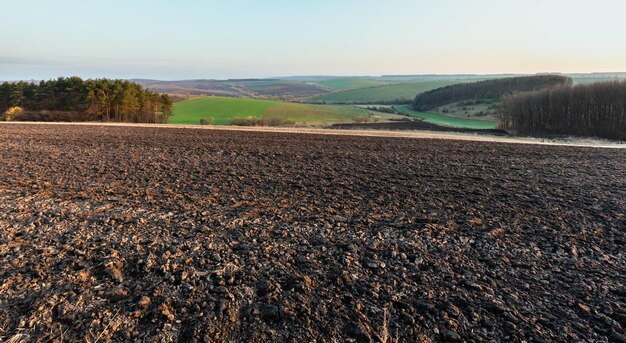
377, 308, 399, 343
6, 333, 30, 343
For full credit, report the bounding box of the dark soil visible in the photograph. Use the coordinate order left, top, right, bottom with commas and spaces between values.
329, 120, 508, 135
0, 124, 625, 342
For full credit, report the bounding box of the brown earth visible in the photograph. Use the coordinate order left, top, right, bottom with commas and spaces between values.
0, 124, 625, 342
329, 120, 508, 135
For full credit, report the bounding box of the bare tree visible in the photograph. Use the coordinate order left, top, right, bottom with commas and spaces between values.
499, 81, 626, 139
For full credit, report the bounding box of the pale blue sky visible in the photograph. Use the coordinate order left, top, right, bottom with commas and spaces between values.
1, 0, 625, 80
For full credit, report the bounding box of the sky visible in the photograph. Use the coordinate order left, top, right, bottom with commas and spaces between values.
1, 0, 625, 80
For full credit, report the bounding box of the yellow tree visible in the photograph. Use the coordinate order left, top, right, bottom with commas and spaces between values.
4, 106, 23, 121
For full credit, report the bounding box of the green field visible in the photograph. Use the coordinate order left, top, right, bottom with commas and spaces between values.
395, 105, 498, 129
314, 78, 389, 91
171, 96, 368, 125
313, 80, 476, 103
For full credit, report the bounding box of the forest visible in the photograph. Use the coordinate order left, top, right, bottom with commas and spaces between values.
413, 75, 572, 111
0, 77, 173, 123
499, 81, 626, 139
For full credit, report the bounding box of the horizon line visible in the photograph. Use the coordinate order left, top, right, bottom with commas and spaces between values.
4, 71, 626, 83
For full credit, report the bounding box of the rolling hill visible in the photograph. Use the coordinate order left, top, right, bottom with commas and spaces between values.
171, 97, 368, 125
133, 74, 626, 105
314, 78, 390, 91
311, 80, 483, 104
133, 79, 329, 101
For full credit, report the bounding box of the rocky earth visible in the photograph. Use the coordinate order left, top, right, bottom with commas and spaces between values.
0, 124, 625, 342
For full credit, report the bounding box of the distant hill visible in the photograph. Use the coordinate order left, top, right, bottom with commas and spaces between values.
311, 79, 487, 104
313, 78, 390, 91
132, 79, 329, 101
129, 73, 626, 104
131, 79, 240, 97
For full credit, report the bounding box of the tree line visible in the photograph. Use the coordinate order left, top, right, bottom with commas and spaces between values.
0, 77, 173, 123
499, 81, 626, 140
413, 75, 572, 111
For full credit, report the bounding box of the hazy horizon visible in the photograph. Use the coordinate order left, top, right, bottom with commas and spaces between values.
6, 72, 626, 83
2, 0, 626, 80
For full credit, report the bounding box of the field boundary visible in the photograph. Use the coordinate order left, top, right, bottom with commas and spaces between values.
1, 121, 624, 149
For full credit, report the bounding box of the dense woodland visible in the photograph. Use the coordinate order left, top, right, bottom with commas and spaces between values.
413, 75, 572, 111
0, 77, 173, 123
500, 81, 626, 139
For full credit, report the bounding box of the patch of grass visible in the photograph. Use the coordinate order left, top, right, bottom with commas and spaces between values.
171, 97, 275, 125
171, 96, 368, 125
264, 102, 367, 123
394, 105, 498, 129
313, 80, 476, 104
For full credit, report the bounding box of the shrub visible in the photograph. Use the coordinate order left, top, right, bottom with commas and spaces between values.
4, 106, 23, 121
200, 118, 213, 125
231, 117, 257, 126
230, 116, 288, 127
353, 116, 371, 123
257, 117, 269, 126
265, 117, 284, 126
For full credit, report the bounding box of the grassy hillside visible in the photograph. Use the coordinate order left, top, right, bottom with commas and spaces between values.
395, 105, 498, 129
171, 97, 368, 125
313, 80, 477, 104
315, 78, 389, 91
